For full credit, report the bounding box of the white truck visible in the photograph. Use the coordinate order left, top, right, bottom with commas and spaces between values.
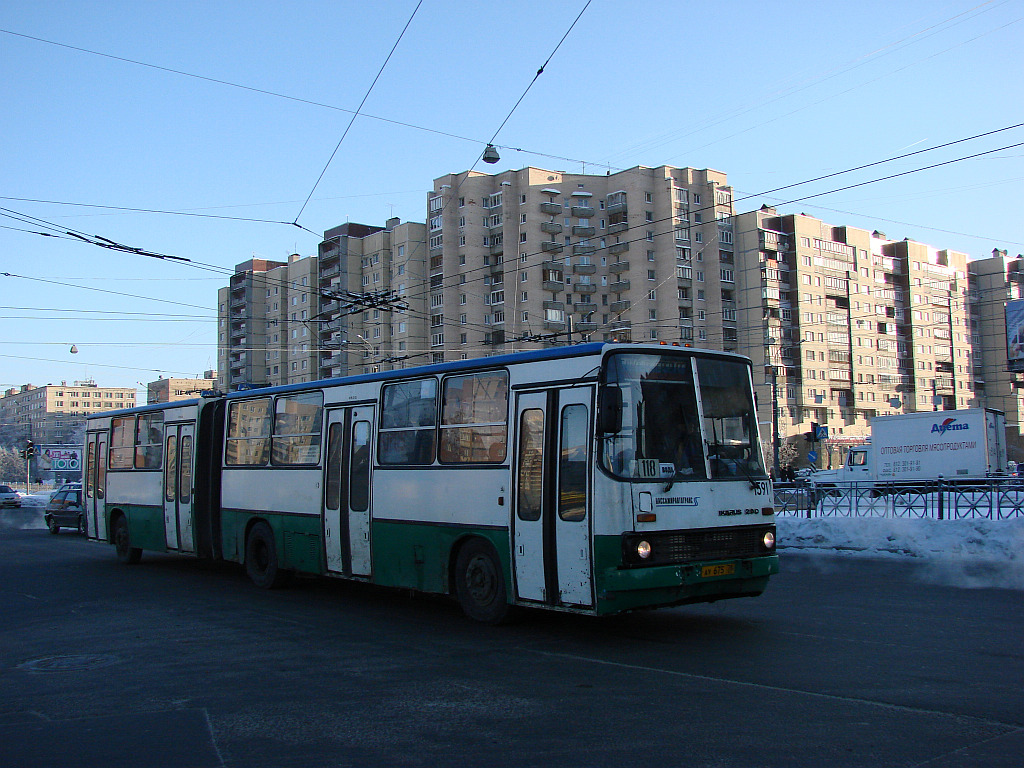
813, 408, 1007, 487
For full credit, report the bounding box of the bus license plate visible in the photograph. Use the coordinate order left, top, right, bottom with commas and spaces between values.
700, 564, 735, 578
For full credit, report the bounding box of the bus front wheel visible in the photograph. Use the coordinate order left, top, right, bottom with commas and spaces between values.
245, 522, 287, 589
113, 516, 142, 564
454, 539, 509, 624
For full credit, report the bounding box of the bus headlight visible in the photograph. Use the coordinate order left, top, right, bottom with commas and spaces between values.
636, 540, 652, 559
762, 531, 776, 550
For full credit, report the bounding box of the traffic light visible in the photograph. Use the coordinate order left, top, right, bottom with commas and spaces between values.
805, 422, 819, 443
25, 440, 35, 459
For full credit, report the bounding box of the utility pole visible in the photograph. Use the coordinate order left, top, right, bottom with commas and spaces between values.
765, 338, 781, 478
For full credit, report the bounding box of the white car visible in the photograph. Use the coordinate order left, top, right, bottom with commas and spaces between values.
0, 485, 22, 508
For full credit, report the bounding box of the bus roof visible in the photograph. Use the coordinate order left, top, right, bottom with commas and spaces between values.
89, 342, 750, 418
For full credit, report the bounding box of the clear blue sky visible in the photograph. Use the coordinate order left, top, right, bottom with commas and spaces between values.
2, 0, 1022, 396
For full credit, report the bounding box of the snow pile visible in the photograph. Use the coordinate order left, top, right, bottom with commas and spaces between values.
0, 491, 51, 530
778, 515, 1024, 590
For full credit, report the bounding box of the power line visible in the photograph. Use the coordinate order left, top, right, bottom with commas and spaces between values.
294, 1, 423, 224
0, 29, 612, 173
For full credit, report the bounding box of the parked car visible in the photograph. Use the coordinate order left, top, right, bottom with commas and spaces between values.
44, 488, 85, 534
49, 482, 82, 499
0, 485, 21, 508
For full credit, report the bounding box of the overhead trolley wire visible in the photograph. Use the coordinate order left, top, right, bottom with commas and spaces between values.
293, 0, 424, 224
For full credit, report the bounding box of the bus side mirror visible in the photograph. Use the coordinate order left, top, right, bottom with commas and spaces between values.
598, 387, 623, 434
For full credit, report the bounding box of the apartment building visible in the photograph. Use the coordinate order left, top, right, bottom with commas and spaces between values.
213, 167, 1021, 469
218, 254, 319, 391
146, 373, 217, 404
316, 219, 428, 379
735, 208, 976, 464
0, 381, 136, 446
968, 249, 1024, 435
422, 165, 736, 360
221, 167, 735, 384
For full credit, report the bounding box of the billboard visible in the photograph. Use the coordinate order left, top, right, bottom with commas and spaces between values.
1007, 298, 1024, 372
36, 446, 82, 473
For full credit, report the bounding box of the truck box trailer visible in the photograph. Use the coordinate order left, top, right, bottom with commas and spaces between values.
813, 408, 1007, 486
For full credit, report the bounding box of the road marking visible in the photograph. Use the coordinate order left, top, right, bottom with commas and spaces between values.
525, 649, 1021, 729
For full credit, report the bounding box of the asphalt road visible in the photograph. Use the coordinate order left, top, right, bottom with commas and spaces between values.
1, 514, 1022, 768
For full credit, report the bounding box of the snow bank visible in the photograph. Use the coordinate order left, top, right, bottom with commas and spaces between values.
778, 516, 1024, 590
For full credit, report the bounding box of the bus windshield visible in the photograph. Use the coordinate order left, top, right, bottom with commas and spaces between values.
694, 357, 766, 479
599, 352, 766, 481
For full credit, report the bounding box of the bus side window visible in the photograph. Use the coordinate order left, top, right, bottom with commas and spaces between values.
379, 379, 437, 465
136, 412, 164, 469
558, 405, 588, 522
271, 392, 323, 466
350, 421, 371, 512
164, 435, 177, 502
439, 370, 509, 463
517, 409, 544, 521
226, 398, 272, 466
325, 423, 343, 511
110, 416, 136, 469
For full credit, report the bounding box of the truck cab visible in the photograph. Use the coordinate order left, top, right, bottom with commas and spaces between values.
811, 445, 872, 487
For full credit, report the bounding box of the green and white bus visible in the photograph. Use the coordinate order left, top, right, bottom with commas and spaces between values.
84, 343, 778, 622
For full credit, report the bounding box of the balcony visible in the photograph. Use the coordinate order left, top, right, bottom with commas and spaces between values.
571, 205, 595, 218
574, 300, 598, 312
610, 280, 630, 293
608, 241, 629, 256
540, 202, 562, 215
575, 321, 598, 332
607, 201, 627, 215
575, 283, 597, 294
573, 244, 597, 257
542, 280, 564, 293
540, 221, 563, 235
573, 263, 596, 275
608, 222, 628, 235
611, 300, 631, 314
610, 261, 629, 274
572, 226, 596, 237
541, 241, 564, 254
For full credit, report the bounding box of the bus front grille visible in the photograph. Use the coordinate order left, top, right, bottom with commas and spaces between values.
622, 525, 774, 567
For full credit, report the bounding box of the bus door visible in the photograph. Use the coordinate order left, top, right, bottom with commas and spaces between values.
85, 431, 107, 541
513, 387, 593, 607
323, 406, 374, 577
162, 423, 196, 553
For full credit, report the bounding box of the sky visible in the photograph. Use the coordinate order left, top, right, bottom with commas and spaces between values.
2, 0, 1023, 397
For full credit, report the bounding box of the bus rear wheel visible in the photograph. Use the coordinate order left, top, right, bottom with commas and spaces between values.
454, 539, 509, 624
245, 522, 287, 589
113, 516, 142, 564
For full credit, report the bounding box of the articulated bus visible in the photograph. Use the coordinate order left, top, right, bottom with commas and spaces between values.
84, 343, 778, 622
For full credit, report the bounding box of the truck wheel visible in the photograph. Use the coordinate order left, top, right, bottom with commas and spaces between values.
454, 538, 509, 624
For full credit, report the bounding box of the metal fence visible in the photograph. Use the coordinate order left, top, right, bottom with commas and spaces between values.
774, 478, 1024, 520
